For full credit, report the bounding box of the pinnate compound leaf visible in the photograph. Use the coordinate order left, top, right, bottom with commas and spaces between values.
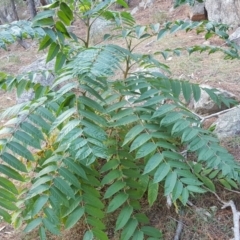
148, 181, 159, 206
120, 218, 138, 240
153, 162, 170, 183
65, 207, 84, 229
182, 128, 199, 142
107, 193, 128, 213
115, 205, 133, 231
104, 181, 126, 199
164, 171, 177, 196
143, 153, 164, 174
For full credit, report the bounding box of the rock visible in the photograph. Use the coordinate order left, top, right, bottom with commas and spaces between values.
229, 27, 240, 46
205, 0, 240, 27
90, 17, 112, 39
139, 0, 155, 9
213, 107, 240, 139
131, 6, 139, 15
17, 56, 55, 103
189, 2, 207, 21
191, 84, 236, 114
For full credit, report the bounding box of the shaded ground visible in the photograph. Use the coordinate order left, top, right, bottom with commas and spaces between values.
0, 0, 240, 239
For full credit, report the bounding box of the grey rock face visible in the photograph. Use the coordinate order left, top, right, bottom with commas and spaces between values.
192, 85, 236, 115
229, 27, 240, 46
205, 0, 240, 27
189, 2, 207, 21
213, 107, 240, 139
17, 56, 55, 103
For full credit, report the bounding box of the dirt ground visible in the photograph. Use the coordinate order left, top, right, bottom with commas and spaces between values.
0, 0, 240, 239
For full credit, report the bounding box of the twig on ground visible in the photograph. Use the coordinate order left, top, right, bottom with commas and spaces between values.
209, 190, 240, 240
173, 210, 184, 240
222, 200, 240, 240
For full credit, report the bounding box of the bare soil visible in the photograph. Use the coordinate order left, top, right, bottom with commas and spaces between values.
0, 0, 240, 239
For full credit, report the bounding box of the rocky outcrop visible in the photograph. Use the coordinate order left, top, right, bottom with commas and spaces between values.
17, 56, 55, 103
189, 2, 207, 21
191, 85, 236, 115
205, 0, 240, 27
213, 107, 240, 139
229, 27, 240, 46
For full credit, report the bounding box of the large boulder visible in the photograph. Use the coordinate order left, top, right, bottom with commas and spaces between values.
191, 85, 236, 115
17, 56, 55, 103
213, 107, 240, 139
205, 0, 240, 27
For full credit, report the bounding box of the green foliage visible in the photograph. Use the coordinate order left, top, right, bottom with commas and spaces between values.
0, 0, 240, 239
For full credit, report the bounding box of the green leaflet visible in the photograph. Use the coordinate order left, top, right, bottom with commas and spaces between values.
6, 141, 34, 161
43, 218, 61, 235
152, 104, 176, 118
39, 227, 46, 240
153, 162, 170, 183
83, 230, 94, 240
172, 181, 183, 202
107, 193, 129, 213
32, 195, 49, 217
65, 207, 84, 229
101, 169, 122, 185
0, 164, 25, 181
136, 142, 157, 159
148, 181, 159, 206
120, 218, 138, 240
58, 167, 81, 188
130, 133, 152, 152
51, 108, 76, 132
87, 216, 106, 230
14, 130, 41, 149
122, 125, 145, 146
53, 177, 75, 199
115, 206, 133, 230
132, 230, 144, 240
46, 42, 60, 63
24, 218, 42, 233
143, 153, 164, 174
141, 226, 162, 238
164, 171, 177, 196
1, 152, 28, 172
181, 81, 192, 102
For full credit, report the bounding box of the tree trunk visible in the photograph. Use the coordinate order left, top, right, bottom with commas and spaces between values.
40, 0, 48, 6
10, 0, 19, 21
27, 0, 37, 19
0, 9, 9, 24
